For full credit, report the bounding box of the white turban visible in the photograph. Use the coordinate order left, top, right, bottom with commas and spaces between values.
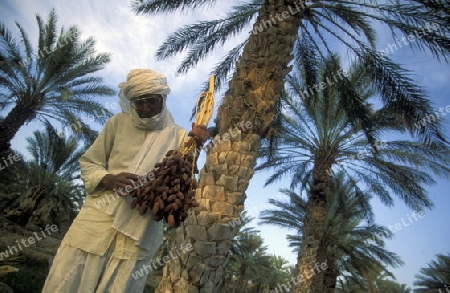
118, 69, 171, 101
117, 69, 175, 131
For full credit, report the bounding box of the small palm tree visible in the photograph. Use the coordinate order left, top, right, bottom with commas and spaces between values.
0, 9, 115, 152
260, 172, 404, 292
264, 255, 293, 293
257, 54, 450, 292
414, 253, 450, 293
223, 237, 293, 293
219, 213, 272, 293
337, 270, 412, 293
2, 123, 86, 228
217, 212, 293, 293
232, 232, 271, 292
377, 279, 412, 293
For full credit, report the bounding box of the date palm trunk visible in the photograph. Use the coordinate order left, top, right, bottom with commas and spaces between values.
362, 270, 377, 293
155, 1, 302, 292
0, 98, 37, 153
293, 158, 332, 293
324, 258, 339, 293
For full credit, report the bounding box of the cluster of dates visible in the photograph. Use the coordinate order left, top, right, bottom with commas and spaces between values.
131, 149, 199, 227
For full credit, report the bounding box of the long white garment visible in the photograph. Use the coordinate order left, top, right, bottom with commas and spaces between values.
43, 112, 188, 292
61, 112, 187, 255
42, 235, 152, 293
43, 68, 186, 292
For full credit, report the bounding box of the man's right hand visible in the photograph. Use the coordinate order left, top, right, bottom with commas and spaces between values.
100, 172, 140, 196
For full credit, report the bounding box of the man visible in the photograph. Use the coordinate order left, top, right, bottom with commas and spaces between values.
43, 69, 209, 292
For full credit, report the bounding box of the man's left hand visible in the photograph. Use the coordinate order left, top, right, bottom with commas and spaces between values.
188, 123, 210, 146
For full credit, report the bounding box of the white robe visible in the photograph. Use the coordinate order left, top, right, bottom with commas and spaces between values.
43, 111, 187, 293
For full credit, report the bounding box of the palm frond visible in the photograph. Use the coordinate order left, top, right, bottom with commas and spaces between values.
131, 0, 221, 15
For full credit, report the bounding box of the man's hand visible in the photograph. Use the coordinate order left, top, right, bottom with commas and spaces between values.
188, 123, 210, 146
100, 172, 140, 196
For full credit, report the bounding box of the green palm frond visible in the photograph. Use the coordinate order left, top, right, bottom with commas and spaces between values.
132, 0, 223, 15
414, 253, 450, 292
357, 49, 447, 145
134, 0, 450, 78
2, 122, 86, 226
155, 1, 260, 75
259, 173, 403, 286
0, 9, 114, 151
258, 53, 450, 211
134, 0, 449, 145
220, 217, 290, 293
203, 40, 247, 93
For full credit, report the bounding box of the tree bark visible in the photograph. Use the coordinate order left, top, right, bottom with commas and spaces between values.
363, 270, 376, 293
156, 1, 302, 292
236, 265, 247, 292
294, 158, 332, 293
323, 258, 339, 293
0, 99, 37, 153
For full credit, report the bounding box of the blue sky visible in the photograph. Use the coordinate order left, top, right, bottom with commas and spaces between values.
1, 0, 449, 289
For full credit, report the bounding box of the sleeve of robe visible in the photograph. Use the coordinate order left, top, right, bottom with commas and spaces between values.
79, 115, 118, 195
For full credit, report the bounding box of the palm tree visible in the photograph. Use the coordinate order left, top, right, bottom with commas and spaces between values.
256, 53, 450, 291
260, 172, 404, 293
377, 279, 412, 293
414, 253, 450, 293
230, 232, 270, 292
218, 221, 292, 293
2, 122, 86, 228
0, 9, 115, 152
218, 212, 263, 292
131, 1, 450, 292
264, 255, 293, 293
337, 270, 412, 293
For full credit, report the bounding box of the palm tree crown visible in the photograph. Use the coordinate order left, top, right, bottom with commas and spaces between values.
0, 9, 115, 152
133, 0, 449, 75
132, 0, 450, 143
414, 253, 450, 293
258, 54, 450, 211
219, 213, 293, 293
2, 122, 86, 227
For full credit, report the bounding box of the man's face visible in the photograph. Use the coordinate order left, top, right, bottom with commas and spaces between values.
130, 94, 163, 118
